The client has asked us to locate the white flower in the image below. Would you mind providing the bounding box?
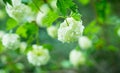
[58,17,84,43]
[2,33,20,49]
[117,28,120,37]
[36,12,46,27]
[20,42,27,53]
[6,0,35,22]
[69,49,86,66]
[78,36,92,49]
[36,4,50,27]
[40,4,50,13]
[47,26,58,38]
[27,45,50,66]
[0,31,5,39]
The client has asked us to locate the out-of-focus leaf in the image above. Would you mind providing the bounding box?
[78,0,90,5]
[28,0,44,12]
[16,22,38,38]
[84,20,101,37]
[107,45,118,52]
[3,0,12,5]
[16,25,27,38]
[61,60,72,68]
[95,0,107,24]
[43,44,54,51]
[57,0,77,16]
[6,18,18,30]
[42,11,59,27]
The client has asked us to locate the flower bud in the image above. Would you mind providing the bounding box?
[69,49,86,66]
[47,26,58,38]
[117,28,120,37]
[78,36,92,49]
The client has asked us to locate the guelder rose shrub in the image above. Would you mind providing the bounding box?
[27,45,50,66]
[58,17,84,43]
[2,0,92,69]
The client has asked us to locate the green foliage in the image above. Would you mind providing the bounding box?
[70,12,81,21]
[78,0,90,5]
[3,0,12,5]
[16,23,38,38]
[6,18,18,30]
[84,20,101,36]
[42,11,59,27]
[57,0,77,16]
[16,25,27,38]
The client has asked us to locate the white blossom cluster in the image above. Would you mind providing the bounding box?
[47,26,58,38]
[58,17,84,43]
[2,33,20,49]
[6,0,35,22]
[27,45,50,66]
[78,36,92,49]
[69,49,86,66]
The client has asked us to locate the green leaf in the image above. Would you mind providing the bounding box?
[78,0,90,5]
[6,18,18,30]
[71,12,81,21]
[57,0,77,16]
[42,11,59,27]
[16,25,27,38]
[16,22,38,38]
[84,20,101,37]
[42,44,53,51]
[3,0,12,5]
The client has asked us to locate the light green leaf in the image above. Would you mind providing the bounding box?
[78,0,90,5]
[16,25,27,38]
[6,18,18,30]
[42,11,59,27]
[71,12,81,21]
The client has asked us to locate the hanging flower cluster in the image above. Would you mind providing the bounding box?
[58,17,84,43]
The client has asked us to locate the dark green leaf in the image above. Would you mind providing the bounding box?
[3,0,12,5]
[57,0,77,16]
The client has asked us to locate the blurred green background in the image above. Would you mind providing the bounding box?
[0,0,120,73]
